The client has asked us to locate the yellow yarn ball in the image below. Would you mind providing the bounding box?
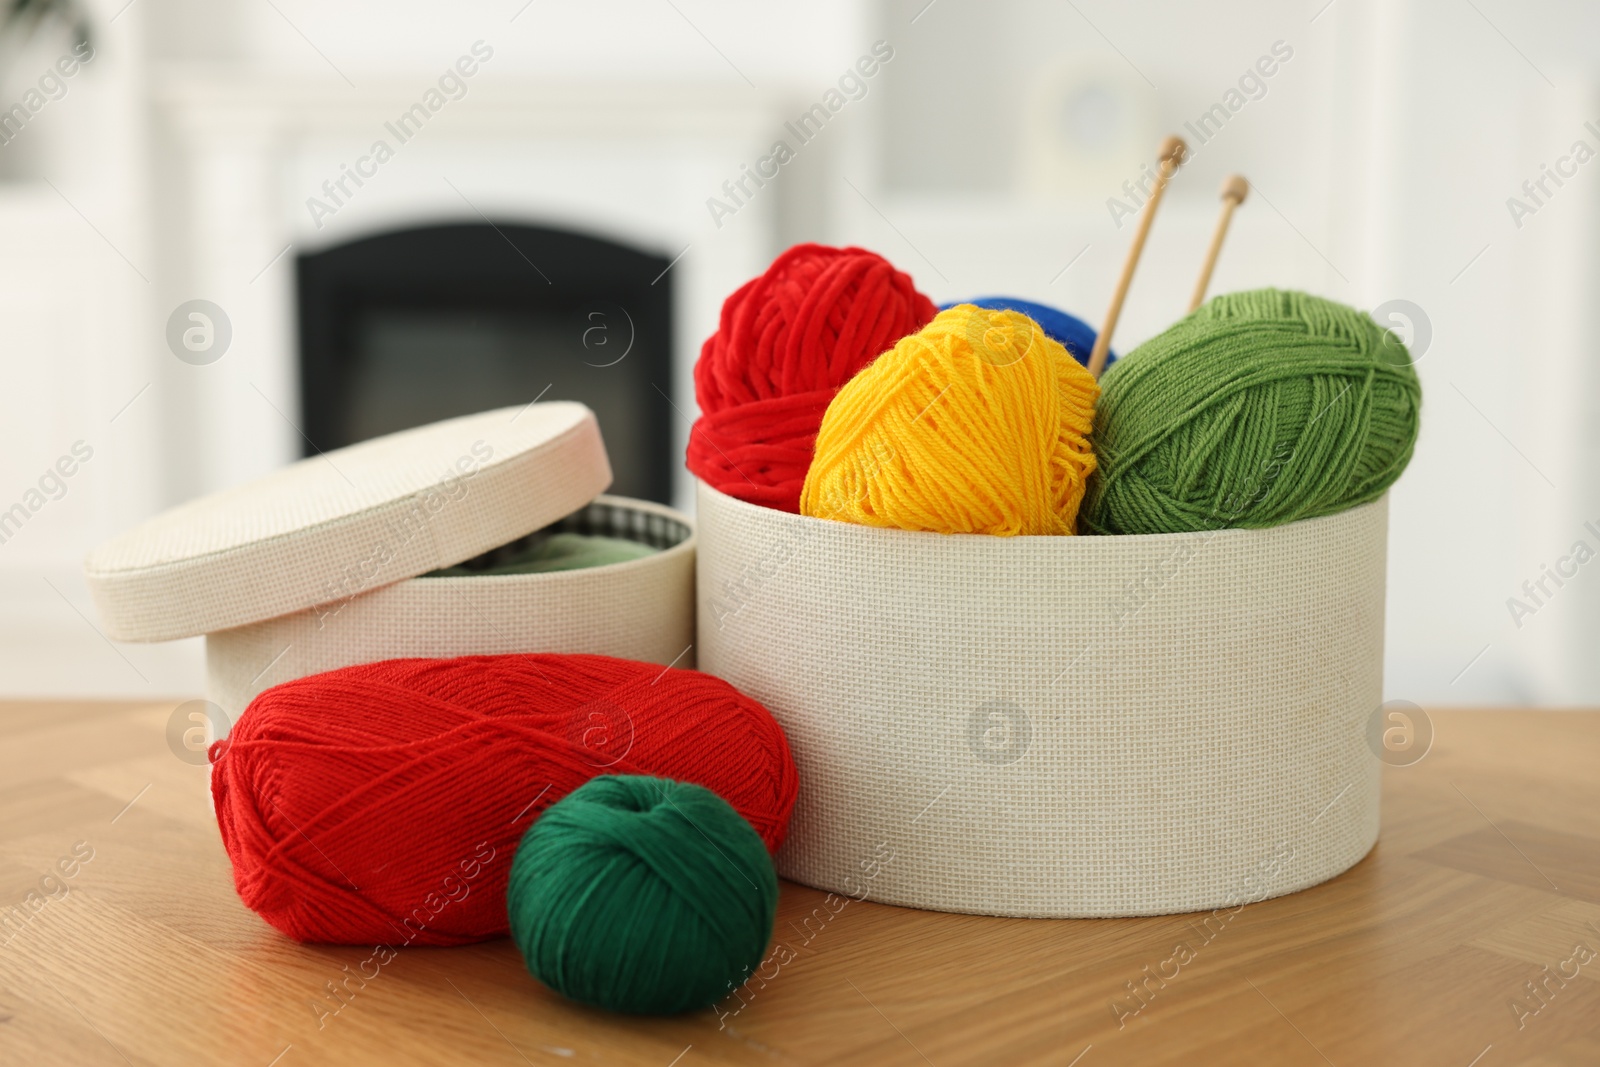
[800,305,1099,536]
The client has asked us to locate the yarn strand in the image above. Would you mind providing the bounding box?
[689,244,936,512]
[801,306,1099,536]
[211,654,798,946]
[1084,289,1421,534]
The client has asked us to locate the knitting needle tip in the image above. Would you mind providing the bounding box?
[1189,175,1250,313]
[1088,136,1188,379]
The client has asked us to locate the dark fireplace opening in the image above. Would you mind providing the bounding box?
[297,222,674,502]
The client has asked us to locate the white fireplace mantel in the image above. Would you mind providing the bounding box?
[152,65,787,509]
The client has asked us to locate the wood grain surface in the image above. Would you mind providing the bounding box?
[2,702,1598,1066]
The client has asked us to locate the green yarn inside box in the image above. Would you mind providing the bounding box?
[427,532,658,578]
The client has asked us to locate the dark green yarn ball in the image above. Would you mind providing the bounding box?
[506,775,778,1015]
[1083,288,1422,534]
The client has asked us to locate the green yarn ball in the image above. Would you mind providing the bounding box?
[1083,288,1422,534]
[506,775,778,1015]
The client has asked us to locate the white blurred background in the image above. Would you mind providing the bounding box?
[0,0,1594,707]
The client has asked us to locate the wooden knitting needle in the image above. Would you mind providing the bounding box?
[1188,175,1249,312]
[1087,135,1187,379]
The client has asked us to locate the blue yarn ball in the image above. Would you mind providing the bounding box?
[940,296,1112,369]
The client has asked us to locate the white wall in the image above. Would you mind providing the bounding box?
[0,0,199,697]
[1,0,1596,706]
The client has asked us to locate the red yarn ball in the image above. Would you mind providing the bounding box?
[688,243,937,512]
[210,654,798,946]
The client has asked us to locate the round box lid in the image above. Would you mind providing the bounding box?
[85,402,612,642]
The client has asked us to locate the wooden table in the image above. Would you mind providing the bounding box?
[3,703,1599,1066]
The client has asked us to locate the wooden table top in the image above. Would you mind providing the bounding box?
[2,702,1599,1066]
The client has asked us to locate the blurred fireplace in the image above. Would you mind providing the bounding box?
[296,222,674,502]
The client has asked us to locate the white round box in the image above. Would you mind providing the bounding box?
[206,495,694,716]
[84,404,695,721]
[696,481,1386,918]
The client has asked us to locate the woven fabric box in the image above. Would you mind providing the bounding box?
[696,481,1385,918]
[84,404,694,720]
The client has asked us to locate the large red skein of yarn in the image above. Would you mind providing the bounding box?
[210,654,798,946]
[688,243,937,512]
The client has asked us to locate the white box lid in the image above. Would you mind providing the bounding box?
[84,402,612,641]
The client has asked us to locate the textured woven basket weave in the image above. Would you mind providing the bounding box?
[696,482,1385,918]
[208,496,695,717]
